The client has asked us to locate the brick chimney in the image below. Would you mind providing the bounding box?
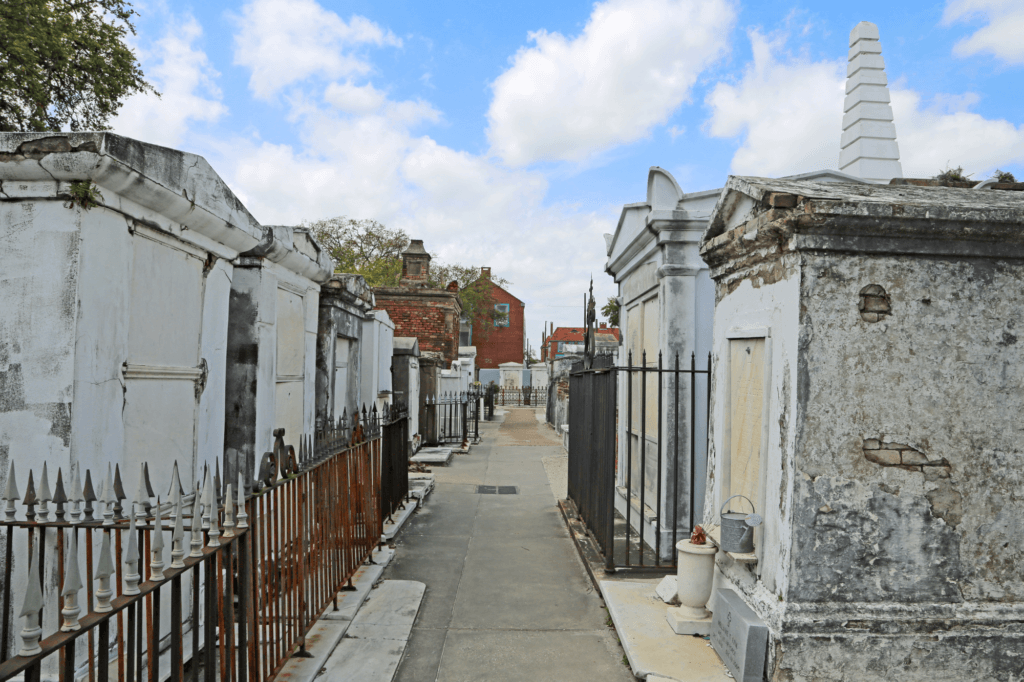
[481,267,491,279]
[400,239,431,287]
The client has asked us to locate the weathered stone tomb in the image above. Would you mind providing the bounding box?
[700,176,1024,680]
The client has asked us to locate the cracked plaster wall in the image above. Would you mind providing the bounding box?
[793,253,1024,605]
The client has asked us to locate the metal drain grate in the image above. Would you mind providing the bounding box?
[476,485,518,495]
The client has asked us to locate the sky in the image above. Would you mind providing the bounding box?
[110,0,1024,349]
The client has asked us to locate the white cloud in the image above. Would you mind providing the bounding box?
[704,31,1024,179]
[486,0,735,167]
[704,30,845,176]
[893,89,1024,177]
[324,82,387,114]
[214,0,620,344]
[112,17,226,148]
[944,0,1024,64]
[232,0,401,100]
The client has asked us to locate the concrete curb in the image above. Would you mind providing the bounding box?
[276,546,396,682]
[318,580,426,681]
[383,498,418,541]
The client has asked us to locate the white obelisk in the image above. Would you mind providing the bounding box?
[839,22,903,183]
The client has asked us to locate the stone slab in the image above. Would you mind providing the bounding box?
[656,575,679,604]
[409,474,435,501]
[667,606,713,636]
[324,546,395,621]
[411,447,453,465]
[383,497,418,540]
[600,580,731,682]
[320,580,425,682]
[710,589,768,682]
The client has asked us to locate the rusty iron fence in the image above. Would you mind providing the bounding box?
[0,403,395,682]
[494,387,543,407]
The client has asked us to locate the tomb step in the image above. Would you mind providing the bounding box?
[599,580,730,682]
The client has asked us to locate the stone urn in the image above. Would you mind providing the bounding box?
[675,539,718,619]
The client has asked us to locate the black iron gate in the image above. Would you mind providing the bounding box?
[381,400,410,521]
[427,390,481,445]
[567,356,617,569]
[567,352,711,571]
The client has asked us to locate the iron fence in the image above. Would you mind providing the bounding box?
[494,387,544,407]
[426,391,481,446]
[567,351,711,571]
[567,356,617,571]
[380,402,410,522]
[0,403,392,682]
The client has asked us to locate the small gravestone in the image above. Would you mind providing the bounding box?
[710,589,767,682]
[655,575,678,605]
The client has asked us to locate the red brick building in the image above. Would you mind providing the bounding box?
[373,240,462,365]
[544,323,620,361]
[464,268,524,370]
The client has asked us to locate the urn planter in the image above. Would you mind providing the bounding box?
[666,539,718,635]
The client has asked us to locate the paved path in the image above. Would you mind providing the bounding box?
[385,408,634,682]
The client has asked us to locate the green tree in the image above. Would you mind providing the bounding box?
[0,0,157,132]
[305,216,510,341]
[601,296,620,327]
[430,264,511,344]
[306,217,410,287]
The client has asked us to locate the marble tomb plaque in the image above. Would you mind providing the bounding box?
[710,589,767,682]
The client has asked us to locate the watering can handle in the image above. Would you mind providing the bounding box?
[720,494,755,518]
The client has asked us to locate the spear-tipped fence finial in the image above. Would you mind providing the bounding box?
[150,495,166,581]
[83,469,97,521]
[23,470,37,522]
[201,466,212,530]
[236,471,248,529]
[3,461,19,522]
[52,468,68,522]
[208,485,221,548]
[170,494,185,569]
[168,461,182,520]
[69,467,83,523]
[189,493,204,558]
[95,530,115,612]
[101,464,115,526]
[133,463,149,522]
[223,483,235,539]
[143,463,155,514]
[37,463,51,522]
[214,459,222,506]
[18,536,44,656]
[123,514,141,595]
[112,464,126,520]
[60,528,83,631]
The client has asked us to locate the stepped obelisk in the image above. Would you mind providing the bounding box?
[839,22,903,183]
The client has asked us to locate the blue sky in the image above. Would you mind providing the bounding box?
[112,0,1024,346]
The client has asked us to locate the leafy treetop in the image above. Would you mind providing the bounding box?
[0,0,157,132]
[304,216,511,342]
[601,297,620,327]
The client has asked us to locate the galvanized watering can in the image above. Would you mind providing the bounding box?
[719,495,763,554]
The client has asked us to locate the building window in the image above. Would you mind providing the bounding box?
[494,303,510,327]
[460,315,473,346]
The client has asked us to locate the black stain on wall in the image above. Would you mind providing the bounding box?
[0,363,26,412]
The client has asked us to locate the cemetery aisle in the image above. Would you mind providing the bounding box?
[385,408,633,682]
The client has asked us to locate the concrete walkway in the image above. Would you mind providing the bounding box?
[384,408,634,682]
